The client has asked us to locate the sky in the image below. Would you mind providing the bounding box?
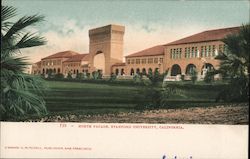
[2,0,250,64]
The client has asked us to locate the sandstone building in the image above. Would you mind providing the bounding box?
[32,24,240,80]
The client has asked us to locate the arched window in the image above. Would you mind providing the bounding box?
[142,68,146,75]
[115,68,119,75]
[42,69,45,74]
[77,69,79,74]
[148,68,152,74]
[136,68,140,74]
[201,63,214,75]
[185,64,196,75]
[130,68,134,75]
[57,68,60,73]
[121,68,124,75]
[171,64,182,76]
[73,70,76,74]
[154,68,159,73]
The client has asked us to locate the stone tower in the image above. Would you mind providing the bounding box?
[89,24,125,75]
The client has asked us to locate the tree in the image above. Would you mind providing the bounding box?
[1,6,47,120]
[214,24,249,102]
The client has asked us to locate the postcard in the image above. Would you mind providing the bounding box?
[0,0,249,159]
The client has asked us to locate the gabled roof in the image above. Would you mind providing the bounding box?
[126,45,164,58]
[165,26,240,46]
[42,50,80,60]
[64,54,89,62]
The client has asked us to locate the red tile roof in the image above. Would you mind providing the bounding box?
[126,45,164,58]
[165,26,240,46]
[42,50,80,60]
[112,63,126,67]
[64,54,89,62]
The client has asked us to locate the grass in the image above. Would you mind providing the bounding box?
[43,81,143,113]
[42,80,226,115]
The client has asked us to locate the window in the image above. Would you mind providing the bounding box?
[160,58,163,63]
[191,47,195,58]
[195,47,197,57]
[204,46,208,57]
[136,59,140,64]
[185,48,187,58]
[179,48,182,58]
[148,58,153,64]
[201,46,204,57]
[154,58,158,63]
[170,49,173,59]
[219,44,223,53]
[131,59,135,64]
[212,45,215,56]
[142,59,146,64]
[127,59,130,64]
[208,45,211,57]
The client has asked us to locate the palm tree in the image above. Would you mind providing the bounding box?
[1,6,47,120]
[215,24,250,102]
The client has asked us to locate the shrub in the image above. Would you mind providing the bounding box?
[54,73,64,79]
[76,73,83,80]
[204,71,214,83]
[67,73,72,79]
[133,73,143,84]
[109,73,117,82]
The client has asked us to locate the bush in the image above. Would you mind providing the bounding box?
[76,73,83,80]
[109,73,117,82]
[133,73,143,84]
[147,68,161,85]
[204,71,214,83]
[67,73,72,79]
[54,73,64,79]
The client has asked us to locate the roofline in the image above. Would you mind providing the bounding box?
[164,39,223,46]
[164,26,240,46]
[125,53,164,58]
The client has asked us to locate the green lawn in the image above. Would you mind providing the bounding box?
[43,81,143,114]
[43,80,224,115]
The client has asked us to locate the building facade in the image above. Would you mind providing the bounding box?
[32,24,240,80]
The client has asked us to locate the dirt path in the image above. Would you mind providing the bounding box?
[39,103,248,124]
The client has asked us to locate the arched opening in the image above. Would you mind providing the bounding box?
[115,68,119,75]
[46,69,48,74]
[73,69,76,74]
[53,68,56,74]
[148,68,152,74]
[121,68,124,75]
[77,69,79,74]
[130,68,134,75]
[154,68,159,73]
[142,68,146,75]
[185,64,197,75]
[201,63,214,75]
[171,64,182,76]
[94,51,105,74]
[42,69,45,74]
[57,68,60,73]
[136,68,140,74]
